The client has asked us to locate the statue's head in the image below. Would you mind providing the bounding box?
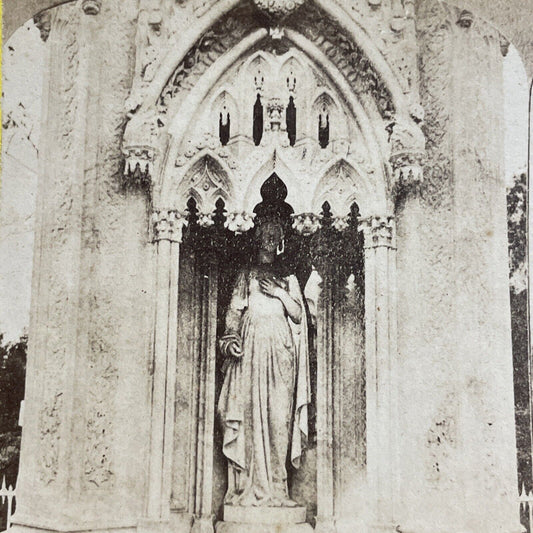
[255,218,284,254]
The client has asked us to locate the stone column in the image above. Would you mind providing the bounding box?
[315,263,336,533]
[143,209,187,525]
[191,259,219,533]
[359,216,398,533]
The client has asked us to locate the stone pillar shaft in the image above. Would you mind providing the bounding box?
[361,217,398,532]
[315,270,335,533]
[146,210,186,521]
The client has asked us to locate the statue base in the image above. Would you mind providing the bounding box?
[215,505,313,533]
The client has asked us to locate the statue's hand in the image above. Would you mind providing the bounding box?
[220,333,243,359]
[259,278,284,299]
[227,340,243,358]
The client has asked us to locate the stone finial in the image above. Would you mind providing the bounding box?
[33,11,51,42]
[359,216,395,249]
[82,0,101,15]
[456,10,473,28]
[292,213,322,236]
[152,209,188,243]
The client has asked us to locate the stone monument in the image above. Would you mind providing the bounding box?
[4,0,525,532]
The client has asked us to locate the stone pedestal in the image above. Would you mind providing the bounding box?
[215,506,313,533]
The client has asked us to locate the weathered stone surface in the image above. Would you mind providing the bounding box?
[394,1,522,531]
[13,0,153,530]
[8,1,522,533]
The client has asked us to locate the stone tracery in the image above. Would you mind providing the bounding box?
[123,0,426,214]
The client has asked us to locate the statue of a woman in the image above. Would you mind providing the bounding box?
[218,218,310,508]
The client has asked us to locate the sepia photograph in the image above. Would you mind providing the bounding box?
[0,0,532,532]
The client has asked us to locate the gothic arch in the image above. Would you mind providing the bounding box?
[164,29,266,153]
[128,3,406,531]
[210,89,239,139]
[311,91,344,144]
[158,32,390,212]
[280,54,306,89]
[243,51,275,80]
[138,0,410,117]
[312,158,382,217]
[172,153,233,214]
[242,151,304,213]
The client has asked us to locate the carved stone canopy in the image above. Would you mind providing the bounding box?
[388,112,426,193]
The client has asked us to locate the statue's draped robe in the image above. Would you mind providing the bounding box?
[218,269,310,506]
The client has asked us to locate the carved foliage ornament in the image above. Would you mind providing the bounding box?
[286,3,395,119]
[359,215,395,248]
[224,212,256,234]
[292,213,322,235]
[152,209,188,243]
[158,4,260,109]
[252,0,307,20]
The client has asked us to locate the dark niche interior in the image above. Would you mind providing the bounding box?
[172,174,366,523]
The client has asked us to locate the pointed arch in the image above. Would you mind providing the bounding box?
[242,151,306,213]
[280,54,306,92]
[211,89,239,143]
[173,152,233,212]
[312,157,385,217]
[159,30,390,213]
[139,0,409,117]
[312,91,341,147]
[244,51,275,81]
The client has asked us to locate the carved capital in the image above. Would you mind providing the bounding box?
[33,11,51,42]
[152,209,188,243]
[359,216,396,249]
[224,212,255,234]
[332,215,350,232]
[292,213,322,236]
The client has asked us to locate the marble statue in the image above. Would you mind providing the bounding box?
[217,218,311,508]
